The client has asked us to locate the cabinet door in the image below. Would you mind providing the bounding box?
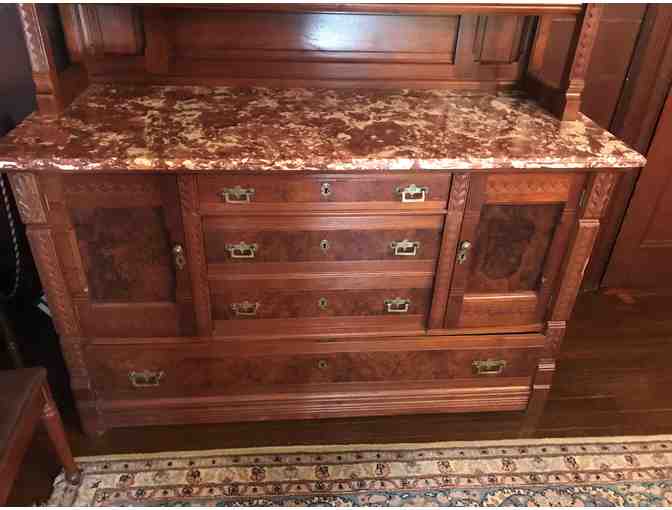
[443,173,586,332]
[59,175,194,337]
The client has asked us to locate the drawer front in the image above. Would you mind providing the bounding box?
[86,336,542,400]
[204,215,443,265]
[212,288,432,320]
[198,174,451,212]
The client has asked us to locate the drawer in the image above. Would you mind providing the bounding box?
[86,335,543,400]
[197,174,451,212]
[212,287,432,320]
[203,215,444,266]
[209,273,433,337]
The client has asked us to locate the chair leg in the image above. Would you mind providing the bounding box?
[40,384,81,485]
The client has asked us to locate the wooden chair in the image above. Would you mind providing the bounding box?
[0,367,80,504]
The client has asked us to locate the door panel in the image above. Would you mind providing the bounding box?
[605,93,672,289]
[61,175,195,337]
[443,173,585,331]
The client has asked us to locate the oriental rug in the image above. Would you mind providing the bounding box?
[47,434,672,506]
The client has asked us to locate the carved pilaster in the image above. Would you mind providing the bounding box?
[178,175,212,336]
[428,174,469,329]
[562,4,604,121]
[26,229,81,337]
[550,219,600,321]
[8,173,47,224]
[17,3,88,114]
[17,4,50,72]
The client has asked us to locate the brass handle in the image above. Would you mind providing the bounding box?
[317,359,329,369]
[456,240,472,265]
[129,370,164,388]
[218,186,255,203]
[318,297,329,310]
[231,301,260,317]
[472,359,507,376]
[390,240,420,257]
[225,242,258,259]
[384,297,411,314]
[320,182,332,197]
[396,184,428,203]
[172,244,186,270]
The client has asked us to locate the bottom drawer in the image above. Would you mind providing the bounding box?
[86,335,543,401]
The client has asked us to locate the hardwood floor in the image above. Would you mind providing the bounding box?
[6,289,672,505]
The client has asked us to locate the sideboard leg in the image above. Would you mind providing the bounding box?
[41,384,81,484]
[520,359,555,438]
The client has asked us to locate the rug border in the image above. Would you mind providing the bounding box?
[73,433,672,462]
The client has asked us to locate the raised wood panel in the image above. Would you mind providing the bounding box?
[467,204,563,293]
[171,10,459,63]
[70,206,175,303]
[458,292,538,328]
[76,302,181,338]
[96,6,144,56]
[474,15,530,64]
[527,15,577,88]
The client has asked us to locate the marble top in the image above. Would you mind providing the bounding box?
[0,85,646,172]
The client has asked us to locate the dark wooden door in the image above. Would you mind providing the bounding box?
[604,92,672,289]
[60,175,195,337]
[443,173,585,331]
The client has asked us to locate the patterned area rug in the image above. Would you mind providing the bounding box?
[48,435,672,506]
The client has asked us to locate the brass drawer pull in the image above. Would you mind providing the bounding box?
[384,297,411,313]
[320,239,330,253]
[129,370,164,388]
[472,359,507,376]
[320,182,332,197]
[317,359,329,369]
[231,301,260,317]
[218,186,255,203]
[390,240,420,257]
[318,297,329,310]
[225,242,258,259]
[396,184,428,203]
[172,244,186,270]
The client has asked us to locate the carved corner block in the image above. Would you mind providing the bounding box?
[8,173,47,224]
[544,320,567,356]
[583,172,617,219]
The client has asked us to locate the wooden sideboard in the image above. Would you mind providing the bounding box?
[0,4,646,436]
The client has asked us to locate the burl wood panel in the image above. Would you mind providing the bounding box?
[86,341,541,400]
[467,204,563,293]
[212,288,432,320]
[70,207,175,303]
